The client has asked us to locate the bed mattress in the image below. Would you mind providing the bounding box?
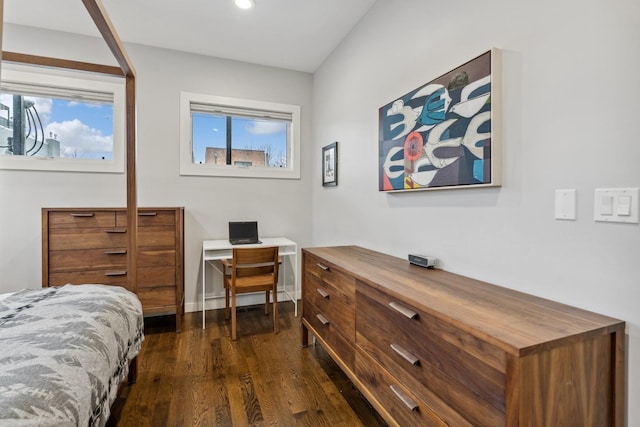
[0,284,144,426]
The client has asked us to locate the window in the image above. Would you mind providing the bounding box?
[180,92,301,179]
[0,66,125,173]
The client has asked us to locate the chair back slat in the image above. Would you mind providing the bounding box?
[232,247,279,279]
[236,265,273,277]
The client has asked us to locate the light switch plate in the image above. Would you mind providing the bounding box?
[594,188,639,223]
[555,189,576,220]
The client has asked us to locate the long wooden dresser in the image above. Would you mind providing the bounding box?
[301,246,625,426]
[42,207,184,331]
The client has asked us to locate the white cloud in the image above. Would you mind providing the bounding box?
[46,119,112,158]
[0,95,112,159]
[0,94,53,124]
[245,121,285,135]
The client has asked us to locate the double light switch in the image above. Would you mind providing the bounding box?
[594,188,639,223]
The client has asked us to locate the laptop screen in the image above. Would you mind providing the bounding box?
[228,221,259,243]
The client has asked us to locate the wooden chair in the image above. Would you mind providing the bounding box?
[222,246,280,340]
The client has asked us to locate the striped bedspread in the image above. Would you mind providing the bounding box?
[0,284,144,427]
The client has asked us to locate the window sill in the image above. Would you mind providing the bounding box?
[179,162,300,179]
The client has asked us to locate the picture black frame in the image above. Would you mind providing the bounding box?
[322,142,338,187]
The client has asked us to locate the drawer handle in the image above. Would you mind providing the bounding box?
[70,213,94,217]
[389,385,419,412]
[388,301,418,320]
[316,288,330,299]
[316,313,330,325]
[105,229,127,233]
[390,343,420,366]
[104,249,127,255]
[104,270,127,276]
[138,212,157,216]
[317,263,330,271]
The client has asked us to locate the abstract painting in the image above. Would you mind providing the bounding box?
[378,49,501,192]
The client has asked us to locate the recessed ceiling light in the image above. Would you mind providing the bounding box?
[235,0,255,9]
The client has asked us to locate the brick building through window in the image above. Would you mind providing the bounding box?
[205,147,267,166]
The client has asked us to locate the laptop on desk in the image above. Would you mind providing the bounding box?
[228,221,262,245]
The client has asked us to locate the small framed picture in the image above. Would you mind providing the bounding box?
[322,142,338,187]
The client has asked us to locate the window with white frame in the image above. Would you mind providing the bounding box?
[180,92,301,179]
[0,66,125,173]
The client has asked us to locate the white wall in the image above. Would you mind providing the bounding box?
[0,24,314,313]
[311,0,639,424]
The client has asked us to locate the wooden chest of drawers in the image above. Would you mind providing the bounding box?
[42,207,184,331]
[301,246,625,427]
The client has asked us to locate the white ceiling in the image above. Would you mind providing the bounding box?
[3,0,377,73]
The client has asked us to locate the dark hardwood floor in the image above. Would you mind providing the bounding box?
[108,302,387,426]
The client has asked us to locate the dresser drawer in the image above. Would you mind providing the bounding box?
[356,281,506,426]
[48,227,128,250]
[137,286,176,312]
[49,248,127,272]
[138,226,176,247]
[303,272,355,341]
[304,253,355,304]
[49,269,128,286]
[304,300,355,370]
[117,209,177,227]
[138,249,176,267]
[47,210,117,228]
[355,348,452,427]
[137,266,176,289]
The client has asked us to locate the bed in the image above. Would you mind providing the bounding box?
[0,284,144,426]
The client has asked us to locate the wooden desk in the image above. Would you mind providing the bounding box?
[201,237,297,329]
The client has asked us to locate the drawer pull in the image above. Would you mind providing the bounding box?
[316,313,330,325]
[389,301,418,320]
[390,343,420,366]
[104,249,127,255]
[317,263,330,271]
[316,288,330,299]
[389,384,419,412]
[105,229,127,233]
[104,270,127,276]
[138,212,157,216]
[70,213,94,217]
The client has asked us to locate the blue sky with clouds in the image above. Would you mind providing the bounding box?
[2,93,288,164]
[0,93,114,159]
[192,113,288,166]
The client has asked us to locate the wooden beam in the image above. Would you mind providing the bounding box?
[82,0,136,78]
[82,0,138,294]
[1,51,124,76]
[125,75,138,294]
